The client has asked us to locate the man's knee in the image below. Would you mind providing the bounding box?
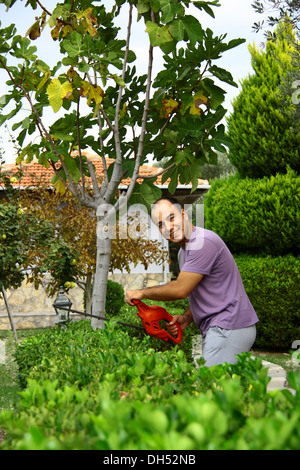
[202,325,256,367]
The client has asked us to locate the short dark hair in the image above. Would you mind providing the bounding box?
[151,196,182,219]
[153,196,182,207]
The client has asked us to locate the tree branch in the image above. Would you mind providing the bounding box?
[93,69,109,191]
[87,159,101,199]
[114,34,154,215]
[35,0,52,17]
[126,29,154,201]
[136,162,175,180]
[76,94,87,197]
[106,3,133,202]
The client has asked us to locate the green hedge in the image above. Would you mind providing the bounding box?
[103,280,125,316]
[204,168,300,256]
[0,318,299,450]
[84,279,125,316]
[234,254,300,350]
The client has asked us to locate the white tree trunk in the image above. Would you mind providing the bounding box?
[91,208,114,330]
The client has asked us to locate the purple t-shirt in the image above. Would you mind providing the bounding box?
[178,227,258,336]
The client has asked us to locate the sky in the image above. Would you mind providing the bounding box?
[0,0,271,164]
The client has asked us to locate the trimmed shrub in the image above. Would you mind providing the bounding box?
[105,279,125,316]
[83,279,125,316]
[234,254,300,350]
[204,168,300,256]
[1,319,299,450]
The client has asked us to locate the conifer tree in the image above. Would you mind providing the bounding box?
[227,21,300,178]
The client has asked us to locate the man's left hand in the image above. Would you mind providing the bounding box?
[125,289,144,305]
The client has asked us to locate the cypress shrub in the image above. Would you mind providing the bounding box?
[204,168,300,256]
[226,22,300,178]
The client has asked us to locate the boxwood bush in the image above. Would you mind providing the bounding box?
[204,168,300,256]
[84,279,125,316]
[0,317,299,450]
[234,254,300,350]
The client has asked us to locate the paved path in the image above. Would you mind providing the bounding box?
[259,358,288,391]
[191,335,293,393]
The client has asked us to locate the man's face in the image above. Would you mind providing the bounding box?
[151,200,188,244]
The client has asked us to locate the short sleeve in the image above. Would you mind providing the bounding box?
[180,236,220,276]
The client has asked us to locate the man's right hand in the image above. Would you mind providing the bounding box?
[167,314,187,336]
[167,307,194,336]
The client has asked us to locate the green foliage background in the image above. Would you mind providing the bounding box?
[234,254,300,349]
[204,169,300,256]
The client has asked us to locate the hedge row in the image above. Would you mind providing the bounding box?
[234,254,300,350]
[0,318,299,450]
[204,168,300,256]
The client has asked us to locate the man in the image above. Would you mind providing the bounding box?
[125,197,258,367]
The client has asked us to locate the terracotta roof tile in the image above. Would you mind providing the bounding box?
[1,153,209,189]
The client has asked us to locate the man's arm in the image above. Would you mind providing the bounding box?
[125,271,204,305]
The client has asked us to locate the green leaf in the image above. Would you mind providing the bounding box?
[145,21,173,47]
[193,1,221,18]
[21,116,30,129]
[161,3,175,23]
[35,60,50,74]
[112,74,125,87]
[203,105,227,132]
[136,0,150,15]
[176,115,205,139]
[169,19,185,41]
[224,37,246,52]
[168,171,179,194]
[0,102,22,126]
[62,31,84,57]
[160,165,180,195]
[12,36,37,60]
[209,65,238,87]
[209,124,232,152]
[161,3,184,24]
[287,372,300,392]
[175,149,195,166]
[129,180,161,212]
[0,94,8,107]
[202,78,226,109]
[181,16,204,44]
[63,154,82,183]
[191,175,199,193]
[51,132,74,142]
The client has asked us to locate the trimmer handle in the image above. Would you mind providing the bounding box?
[132,299,182,344]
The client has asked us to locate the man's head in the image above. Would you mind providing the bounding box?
[151,197,193,245]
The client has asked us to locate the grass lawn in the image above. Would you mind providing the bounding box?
[252,349,300,375]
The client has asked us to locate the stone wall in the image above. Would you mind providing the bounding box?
[0,272,171,330]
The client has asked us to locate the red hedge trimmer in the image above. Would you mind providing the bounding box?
[56,299,182,344]
[132,299,182,344]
